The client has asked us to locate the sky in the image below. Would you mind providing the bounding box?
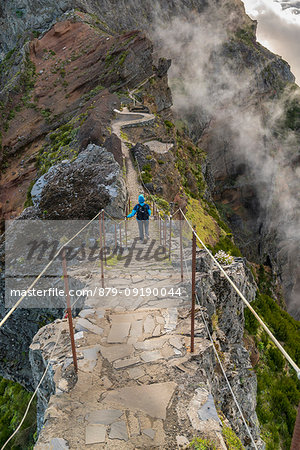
[242,0,300,84]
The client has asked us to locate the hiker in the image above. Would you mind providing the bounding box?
[126,194,151,242]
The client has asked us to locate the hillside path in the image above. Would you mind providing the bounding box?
[34,220,227,449]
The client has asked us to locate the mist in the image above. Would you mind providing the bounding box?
[152,9,300,315]
[242,0,300,84]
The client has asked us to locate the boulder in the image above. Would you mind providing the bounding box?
[31,144,126,219]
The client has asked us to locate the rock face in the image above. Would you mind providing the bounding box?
[196,250,262,447]
[31,144,126,219]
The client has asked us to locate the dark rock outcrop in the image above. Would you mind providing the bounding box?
[196,250,263,448]
[31,144,126,219]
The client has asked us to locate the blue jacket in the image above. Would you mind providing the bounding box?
[127,195,151,220]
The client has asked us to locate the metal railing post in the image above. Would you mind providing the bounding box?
[102,210,107,266]
[191,225,196,353]
[61,248,78,372]
[119,222,122,247]
[114,222,117,248]
[125,206,128,247]
[180,210,183,282]
[291,403,300,449]
[169,216,172,260]
[99,212,104,288]
[164,218,167,251]
[159,216,162,246]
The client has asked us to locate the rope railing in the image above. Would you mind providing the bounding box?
[181,244,258,449]
[179,208,300,380]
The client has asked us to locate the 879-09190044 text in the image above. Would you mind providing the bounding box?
[9,286,183,298]
[97,287,183,297]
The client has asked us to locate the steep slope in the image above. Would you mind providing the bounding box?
[1,0,299,316]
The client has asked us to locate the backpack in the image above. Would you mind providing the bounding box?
[136,204,149,220]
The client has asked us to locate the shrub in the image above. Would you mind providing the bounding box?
[214,250,234,265]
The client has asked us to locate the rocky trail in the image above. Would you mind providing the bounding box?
[32,219,229,449]
[112,106,156,204]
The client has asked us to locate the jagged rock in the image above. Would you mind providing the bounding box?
[31,144,126,219]
[195,250,263,447]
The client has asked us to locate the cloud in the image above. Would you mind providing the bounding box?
[153,9,300,314]
[242,0,300,84]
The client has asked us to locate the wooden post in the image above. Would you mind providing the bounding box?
[102,210,107,266]
[291,402,300,450]
[191,225,196,353]
[99,213,104,288]
[61,248,78,372]
[180,210,183,282]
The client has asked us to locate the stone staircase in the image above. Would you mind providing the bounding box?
[33,220,227,449]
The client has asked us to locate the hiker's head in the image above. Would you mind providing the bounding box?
[138,194,145,204]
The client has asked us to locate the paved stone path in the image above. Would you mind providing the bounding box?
[112,107,155,205]
[34,221,227,449]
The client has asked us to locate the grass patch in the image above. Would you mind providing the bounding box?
[244,265,300,449]
[186,196,220,246]
[0,376,37,449]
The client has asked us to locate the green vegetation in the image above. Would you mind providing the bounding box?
[244,265,300,449]
[141,163,152,184]
[189,437,216,449]
[208,234,242,257]
[24,180,36,208]
[36,119,81,174]
[186,196,220,246]
[222,426,244,449]
[285,98,300,131]
[0,376,37,449]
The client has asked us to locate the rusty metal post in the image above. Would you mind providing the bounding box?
[99,213,104,288]
[61,248,78,372]
[191,225,196,353]
[102,210,107,266]
[169,216,172,260]
[180,210,183,282]
[291,402,300,450]
[159,216,162,246]
[125,206,128,247]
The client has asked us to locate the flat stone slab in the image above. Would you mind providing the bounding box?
[169,336,183,350]
[79,309,95,318]
[85,424,106,444]
[75,318,103,335]
[86,409,123,425]
[198,394,220,422]
[48,438,69,449]
[140,350,163,362]
[143,428,156,439]
[109,420,128,441]
[113,357,140,369]
[78,345,100,372]
[127,366,145,379]
[107,322,131,343]
[99,344,133,362]
[144,315,155,334]
[104,382,177,419]
[130,320,143,338]
[134,336,169,351]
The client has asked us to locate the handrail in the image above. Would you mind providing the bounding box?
[0,209,105,329]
